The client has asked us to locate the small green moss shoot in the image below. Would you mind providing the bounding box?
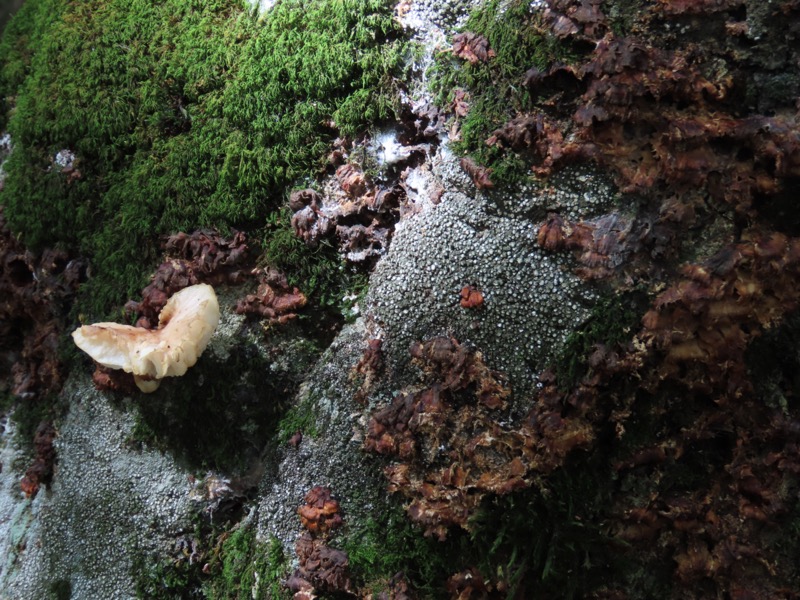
[0,0,407,319]
[277,395,320,445]
[429,0,580,187]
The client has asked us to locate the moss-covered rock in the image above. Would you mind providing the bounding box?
[0,0,408,318]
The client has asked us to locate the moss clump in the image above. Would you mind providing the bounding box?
[276,394,321,446]
[429,0,578,186]
[135,523,290,600]
[342,502,454,598]
[344,459,626,598]
[463,457,624,600]
[205,529,290,600]
[261,208,369,312]
[0,0,407,319]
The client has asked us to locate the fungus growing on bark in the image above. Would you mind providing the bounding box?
[72,284,220,392]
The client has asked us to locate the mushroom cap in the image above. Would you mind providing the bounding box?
[72,284,220,392]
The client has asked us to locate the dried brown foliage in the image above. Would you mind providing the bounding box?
[126,229,249,328]
[234,267,307,324]
[0,210,86,497]
[363,336,611,539]
[459,157,494,190]
[459,285,484,309]
[452,32,496,65]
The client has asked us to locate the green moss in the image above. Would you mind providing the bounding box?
[345,457,628,598]
[205,529,290,600]
[0,0,407,319]
[605,0,645,37]
[277,394,320,445]
[261,208,369,312]
[429,0,578,187]
[343,501,454,598]
[463,463,623,600]
[134,551,201,600]
[135,523,291,599]
[747,311,800,412]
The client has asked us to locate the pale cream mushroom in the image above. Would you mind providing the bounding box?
[72,283,220,393]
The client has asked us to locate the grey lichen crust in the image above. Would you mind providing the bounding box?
[365,145,619,396]
[0,380,194,600]
[255,319,390,548]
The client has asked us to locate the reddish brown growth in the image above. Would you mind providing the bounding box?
[365,337,549,539]
[641,232,800,395]
[452,32,496,65]
[289,188,322,212]
[234,267,307,324]
[452,88,470,118]
[526,232,800,596]
[536,212,647,279]
[125,229,249,328]
[19,421,57,498]
[91,365,140,395]
[288,534,353,599]
[459,285,484,309]
[336,164,369,198]
[375,573,416,600]
[446,568,494,599]
[544,0,607,39]
[430,0,800,595]
[289,486,352,599]
[291,164,406,264]
[491,3,800,220]
[459,157,494,190]
[297,486,343,535]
